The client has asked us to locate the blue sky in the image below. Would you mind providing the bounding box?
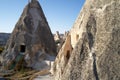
[0,0,85,33]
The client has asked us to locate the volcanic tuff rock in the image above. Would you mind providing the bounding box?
[53,0,120,80]
[1,0,56,70]
[0,33,10,47]
[54,31,67,53]
[51,34,72,76]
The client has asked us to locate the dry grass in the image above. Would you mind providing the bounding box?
[29,69,50,80]
[3,70,37,80]
[2,69,50,80]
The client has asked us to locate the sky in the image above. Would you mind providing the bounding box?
[0,0,85,33]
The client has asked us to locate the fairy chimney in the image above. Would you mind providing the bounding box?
[1,0,57,70]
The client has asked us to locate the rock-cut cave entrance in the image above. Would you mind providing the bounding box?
[20,45,26,53]
[66,50,70,60]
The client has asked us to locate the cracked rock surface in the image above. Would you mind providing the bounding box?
[1,0,56,70]
[53,0,120,80]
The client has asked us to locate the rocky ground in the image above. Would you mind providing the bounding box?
[34,75,53,80]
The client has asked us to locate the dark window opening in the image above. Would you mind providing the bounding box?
[66,50,70,60]
[20,45,26,52]
[0,51,2,54]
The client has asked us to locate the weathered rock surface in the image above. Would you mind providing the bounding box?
[54,31,68,52]
[51,34,72,76]
[53,0,120,80]
[1,0,56,70]
[54,31,61,42]
[0,33,10,47]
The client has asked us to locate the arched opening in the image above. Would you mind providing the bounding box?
[20,45,26,53]
[66,50,70,60]
[0,50,2,54]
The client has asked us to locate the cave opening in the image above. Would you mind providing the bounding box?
[66,50,70,60]
[20,45,26,53]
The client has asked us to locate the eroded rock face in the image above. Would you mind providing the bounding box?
[52,35,72,78]
[1,0,56,70]
[53,0,120,80]
[54,31,68,53]
[0,33,10,47]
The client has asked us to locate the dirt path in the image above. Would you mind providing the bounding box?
[34,75,53,80]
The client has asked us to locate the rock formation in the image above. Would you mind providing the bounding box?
[51,34,72,75]
[54,31,67,52]
[0,33,10,47]
[1,0,56,70]
[54,31,61,41]
[53,0,120,80]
